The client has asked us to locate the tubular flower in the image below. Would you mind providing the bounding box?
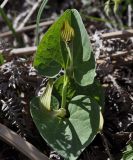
[61,21,74,42]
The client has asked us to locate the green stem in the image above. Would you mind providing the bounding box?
[36,0,48,45]
[65,42,72,68]
[61,73,68,109]
[70,42,73,68]
[61,41,73,109]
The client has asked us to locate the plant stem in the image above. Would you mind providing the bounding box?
[61,73,68,109]
[61,41,73,109]
[36,0,48,45]
[65,42,72,68]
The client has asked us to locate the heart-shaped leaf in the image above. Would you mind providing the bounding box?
[30,95,100,160]
[34,9,95,85]
[33,10,71,77]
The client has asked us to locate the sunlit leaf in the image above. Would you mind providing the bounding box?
[30,95,100,160]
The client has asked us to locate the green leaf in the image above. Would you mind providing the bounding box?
[75,79,104,107]
[53,76,76,104]
[34,10,71,77]
[122,142,133,160]
[37,61,61,77]
[34,9,95,85]
[30,95,100,160]
[54,76,104,107]
[71,10,95,86]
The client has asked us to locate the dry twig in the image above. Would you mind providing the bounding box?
[0,0,8,8]
[0,123,49,160]
[18,0,43,29]
[102,29,133,39]
[100,133,114,160]
[1,46,132,59]
[0,20,53,38]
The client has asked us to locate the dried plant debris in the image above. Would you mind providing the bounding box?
[99,63,133,158]
[0,58,42,136]
[91,31,133,59]
[94,34,133,158]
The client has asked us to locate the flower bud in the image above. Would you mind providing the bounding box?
[61,21,74,42]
